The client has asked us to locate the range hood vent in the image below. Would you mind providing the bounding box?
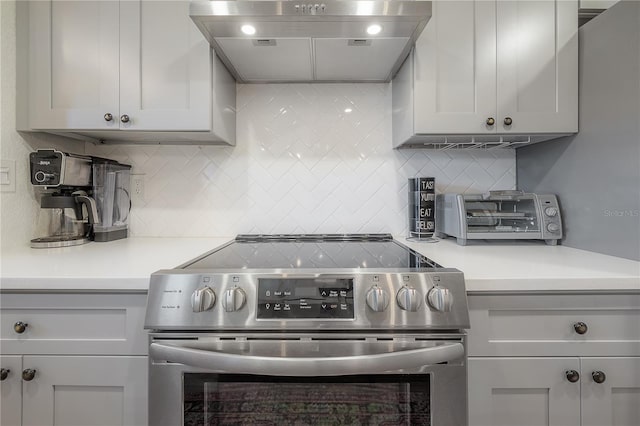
[190,1,432,83]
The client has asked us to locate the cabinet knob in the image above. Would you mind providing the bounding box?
[0,368,9,381]
[120,114,130,123]
[486,117,495,126]
[14,321,28,334]
[22,369,36,382]
[565,370,580,383]
[104,113,113,122]
[503,117,513,126]
[592,370,606,384]
[573,322,588,335]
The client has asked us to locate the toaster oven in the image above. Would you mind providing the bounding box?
[435,191,562,246]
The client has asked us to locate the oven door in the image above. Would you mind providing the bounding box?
[149,334,467,426]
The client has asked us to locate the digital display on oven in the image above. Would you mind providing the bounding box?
[257,278,354,319]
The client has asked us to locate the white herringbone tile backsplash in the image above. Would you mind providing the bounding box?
[86,84,515,237]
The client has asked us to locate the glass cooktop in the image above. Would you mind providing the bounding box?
[182,234,441,270]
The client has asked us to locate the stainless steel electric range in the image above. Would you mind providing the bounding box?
[144,234,470,426]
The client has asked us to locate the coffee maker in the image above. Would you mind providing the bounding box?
[29,149,132,248]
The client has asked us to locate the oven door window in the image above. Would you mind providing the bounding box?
[184,374,430,425]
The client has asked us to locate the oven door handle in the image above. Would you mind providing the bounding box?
[149,342,464,376]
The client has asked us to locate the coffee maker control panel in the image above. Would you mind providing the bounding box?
[30,150,92,188]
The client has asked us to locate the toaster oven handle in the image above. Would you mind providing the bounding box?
[149,342,464,376]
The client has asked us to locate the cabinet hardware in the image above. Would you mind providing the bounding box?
[592,370,606,384]
[0,368,9,381]
[104,113,113,122]
[22,369,36,381]
[120,114,130,123]
[573,322,588,335]
[14,321,28,334]
[503,117,513,126]
[565,370,580,383]
[486,117,495,126]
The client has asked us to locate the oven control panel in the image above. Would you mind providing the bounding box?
[257,278,354,319]
[144,270,469,330]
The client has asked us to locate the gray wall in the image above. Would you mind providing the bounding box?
[517,0,640,261]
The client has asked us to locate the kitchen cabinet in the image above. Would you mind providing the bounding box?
[1,355,146,426]
[467,293,640,426]
[581,357,640,426]
[0,293,148,426]
[17,0,235,145]
[468,357,581,426]
[392,0,578,148]
[0,356,22,426]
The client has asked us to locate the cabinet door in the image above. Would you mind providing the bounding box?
[581,357,640,426]
[119,0,211,131]
[413,0,497,134]
[468,357,581,426]
[21,356,147,426]
[0,356,22,426]
[496,0,578,133]
[27,0,120,130]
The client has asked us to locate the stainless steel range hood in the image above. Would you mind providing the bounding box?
[190,1,432,83]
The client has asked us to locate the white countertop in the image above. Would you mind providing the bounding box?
[0,237,232,291]
[1,237,639,292]
[400,237,640,293]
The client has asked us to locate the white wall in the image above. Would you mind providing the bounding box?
[1,0,516,247]
[87,84,515,237]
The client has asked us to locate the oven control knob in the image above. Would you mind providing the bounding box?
[222,287,246,312]
[191,286,216,312]
[396,286,422,311]
[547,223,560,233]
[544,207,558,217]
[426,286,453,312]
[366,286,389,312]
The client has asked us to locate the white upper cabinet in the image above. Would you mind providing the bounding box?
[119,1,210,131]
[496,0,578,134]
[26,1,120,130]
[393,0,578,147]
[20,0,235,145]
[413,0,497,135]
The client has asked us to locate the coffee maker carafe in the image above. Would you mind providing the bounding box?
[92,158,132,242]
[29,150,98,248]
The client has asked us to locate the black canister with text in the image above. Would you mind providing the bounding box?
[408,177,436,240]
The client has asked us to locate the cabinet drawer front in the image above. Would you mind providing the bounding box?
[0,293,147,355]
[468,294,640,356]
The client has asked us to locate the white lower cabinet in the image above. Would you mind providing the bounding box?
[1,356,23,426]
[22,356,147,426]
[469,357,581,426]
[467,293,640,426]
[0,293,148,426]
[581,357,640,426]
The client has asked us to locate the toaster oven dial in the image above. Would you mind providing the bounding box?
[191,286,216,312]
[396,286,422,312]
[544,207,558,217]
[547,223,560,233]
[366,286,389,312]
[427,286,453,312]
[222,287,246,312]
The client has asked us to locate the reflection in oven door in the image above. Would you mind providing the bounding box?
[184,374,429,426]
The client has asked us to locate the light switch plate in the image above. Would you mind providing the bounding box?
[0,159,16,193]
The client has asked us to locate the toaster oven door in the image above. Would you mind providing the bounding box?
[464,198,539,233]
